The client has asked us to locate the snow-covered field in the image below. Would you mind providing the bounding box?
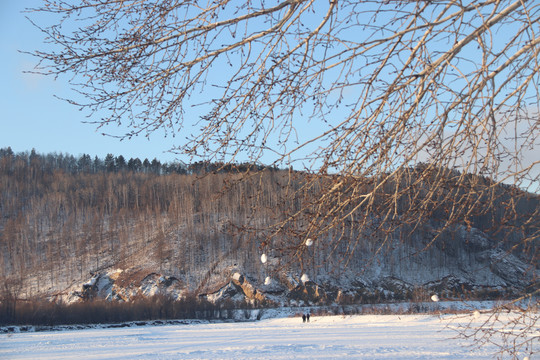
[1,313,523,360]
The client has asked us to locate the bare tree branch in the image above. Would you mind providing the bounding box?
[27,1,539,357]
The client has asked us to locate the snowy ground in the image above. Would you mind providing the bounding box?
[1,313,527,360]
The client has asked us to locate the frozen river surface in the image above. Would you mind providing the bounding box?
[0,314,510,359]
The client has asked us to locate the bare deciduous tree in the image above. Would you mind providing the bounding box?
[28,1,538,357]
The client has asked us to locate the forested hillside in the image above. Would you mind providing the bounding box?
[0,148,538,307]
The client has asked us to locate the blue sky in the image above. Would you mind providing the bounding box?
[0,1,179,162]
[0,1,330,168]
[1,2,536,186]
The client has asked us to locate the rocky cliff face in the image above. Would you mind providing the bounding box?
[56,225,537,306]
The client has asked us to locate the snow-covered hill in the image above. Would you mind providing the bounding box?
[1,154,537,307]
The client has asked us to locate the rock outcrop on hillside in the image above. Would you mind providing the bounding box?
[56,225,537,306]
[57,269,184,303]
